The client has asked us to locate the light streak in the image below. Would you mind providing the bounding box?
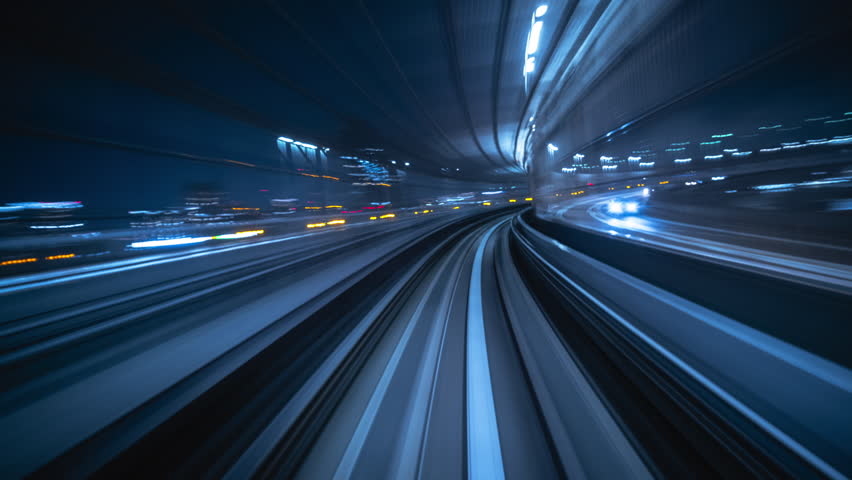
[130,237,213,248]
[45,253,76,260]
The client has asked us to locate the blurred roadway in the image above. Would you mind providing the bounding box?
[546,182,852,294]
[1,206,850,479]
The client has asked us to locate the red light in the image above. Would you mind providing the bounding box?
[377,205,385,208]
[259,189,269,192]
[587,183,594,186]
[365,206,377,209]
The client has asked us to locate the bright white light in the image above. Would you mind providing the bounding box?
[704,154,723,160]
[732,151,753,157]
[639,162,655,167]
[573,153,585,162]
[642,188,650,197]
[535,5,548,17]
[607,201,624,214]
[547,143,558,153]
[278,136,294,143]
[628,156,642,161]
[602,165,618,170]
[29,223,84,229]
[404,162,410,166]
[624,202,639,213]
[524,57,536,73]
[674,158,692,163]
[294,141,317,150]
[711,176,726,181]
[482,191,504,195]
[130,236,212,248]
[527,21,543,55]
[600,155,613,161]
[561,167,576,173]
[214,231,262,240]
[391,160,396,164]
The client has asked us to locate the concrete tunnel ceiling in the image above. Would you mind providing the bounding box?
[8,1,851,185]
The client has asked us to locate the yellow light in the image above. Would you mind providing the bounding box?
[659,180,669,184]
[327,219,346,225]
[626,186,631,189]
[483,202,492,206]
[325,205,343,208]
[453,206,460,209]
[414,211,419,215]
[1,257,38,266]
[237,230,264,235]
[305,206,321,210]
[380,213,396,219]
[45,253,76,261]
[525,197,533,201]
[509,199,517,203]
[370,216,377,220]
[322,175,340,181]
[307,223,327,228]
[377,183,391,187]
